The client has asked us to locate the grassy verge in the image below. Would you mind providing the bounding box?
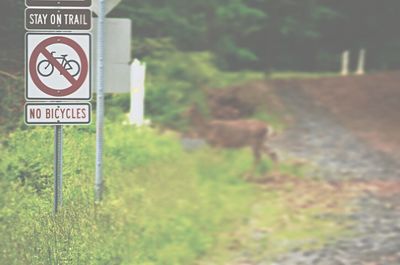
[0,123,255,265]
[0,120,355,265]
[197,172,356,265]
[267,72,338,80]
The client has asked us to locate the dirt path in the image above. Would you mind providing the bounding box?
[259,81,400,265]
[200,73,400,264]
[272,81,400,181]
[266,81,400,265]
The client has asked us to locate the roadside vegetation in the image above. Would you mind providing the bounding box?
[0,49,355,264]
[0,123,254,264]
[0,122,355,265]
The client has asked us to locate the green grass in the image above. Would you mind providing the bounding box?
[243,192,345,249]
[211,70,339,91]
[267,71,338,80]
[198,182,351,265]
[211,71,265,88]
[0,123,256,265]
[0,121,351,265]
[211,71,339,89]
[215,71,339,88]
[252,110,286,133]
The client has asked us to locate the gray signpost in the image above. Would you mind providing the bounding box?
[54,125,63,213]
[94,0,105,202]
[93,0,124,202]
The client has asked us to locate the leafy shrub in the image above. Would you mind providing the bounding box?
[144,52,216,129]
[0,124,254,265]
[0,75,25,135]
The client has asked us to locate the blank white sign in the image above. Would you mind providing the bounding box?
[92,18,131,93]
[92,18,131,64]
[93,63,130,93]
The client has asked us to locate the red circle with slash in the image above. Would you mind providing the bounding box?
[29,36,88,97]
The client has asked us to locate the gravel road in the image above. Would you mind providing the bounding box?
[267,83,400,265]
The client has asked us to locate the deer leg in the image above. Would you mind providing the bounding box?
[265,146,278,162]
[242,145,262,180]
[240,146,259,181]
[263,144,279,174]
[253,145,262,166]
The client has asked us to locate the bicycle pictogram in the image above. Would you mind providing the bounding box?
[37,51,81,77]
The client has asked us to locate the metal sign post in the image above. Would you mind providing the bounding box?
[95,0,105,202]
[54,125,63,213]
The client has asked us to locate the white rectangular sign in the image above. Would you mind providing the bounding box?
[25,103,91,125]
[93,63,130,93]
[25,33,92,101]
[92,18,131,93]
[92,18,131,64]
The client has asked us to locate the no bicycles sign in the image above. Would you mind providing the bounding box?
[26,33,91,100]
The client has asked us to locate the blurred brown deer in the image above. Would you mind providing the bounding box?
[186,105,278,165]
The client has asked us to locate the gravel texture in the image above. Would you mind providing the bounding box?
[266,84,400,265]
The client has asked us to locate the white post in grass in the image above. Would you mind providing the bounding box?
[356,49,366,75]
[341,50,350,76]
[129,59,147,126]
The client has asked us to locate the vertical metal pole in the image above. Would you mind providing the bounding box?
[95,0,106,202]
[54,125,63,214]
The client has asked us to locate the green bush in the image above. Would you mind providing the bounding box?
[0,124,254,265]
[89,48,264,130]
[144,52,216,129]
[0,75,25,135]
[134,51,262,129]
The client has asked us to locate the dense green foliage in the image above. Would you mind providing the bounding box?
[114,0,400,70]
[2,0,400,70]
[0,124,255,264]
[106,51,264,129]
[0,76,24,134]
